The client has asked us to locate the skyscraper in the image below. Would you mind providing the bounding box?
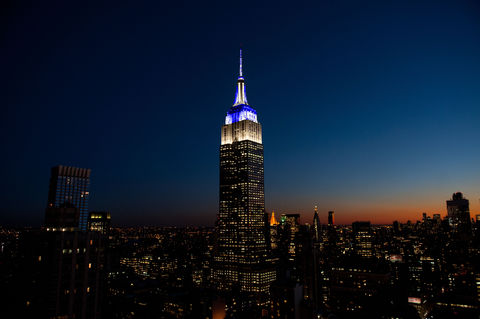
[328,211,335,226]
[47,165,91,230]
[446,192,471,239]
[13,166,104,319]
[213,50,275,302]
[313,206,320,242]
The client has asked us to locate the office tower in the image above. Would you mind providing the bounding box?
[282,214,300,260]
[47,165,91,230]
[328,211,335,226]
[13,168,104,319]
[446,192,471,237]
[88,211,112,235]
[313,206,320,242]
[213,50,275,302]
[352,221,373,258]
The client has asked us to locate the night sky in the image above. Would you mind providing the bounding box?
[3,1,480,226]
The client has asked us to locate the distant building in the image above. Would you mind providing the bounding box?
[88,211,111,235]
[47,165,91,230]
[313,206,320,242]
[328,211,335,226]
[282,214,300,261]
[446,192,471,238]
[270,210,279,226]
[270,211,280,250]
[352,221,373,258]
[329,260,390,314]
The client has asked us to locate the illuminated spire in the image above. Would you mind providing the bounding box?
[270,210,279,226]
[234,49,248,106]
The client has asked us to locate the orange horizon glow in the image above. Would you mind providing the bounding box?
[273,199,480,226]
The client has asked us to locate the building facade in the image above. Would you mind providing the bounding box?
[446,192,471,238]
[47,165,91,230]
[88,211,112,235]
[213,51,275,302]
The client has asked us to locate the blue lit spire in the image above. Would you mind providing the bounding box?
[226,49,258,124]
[234,49,248,106]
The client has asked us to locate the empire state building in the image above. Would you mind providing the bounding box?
[213,50,276,299]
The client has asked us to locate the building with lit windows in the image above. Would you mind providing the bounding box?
[88,211,111,235]
[352,221,373,258]
[282,214,300,262]
[212,50,276,304]
[446,192,471,238]
[47,165,91,230]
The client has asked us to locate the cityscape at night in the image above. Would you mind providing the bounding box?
[2,1,480,318]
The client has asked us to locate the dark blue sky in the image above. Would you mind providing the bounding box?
[3,1,480,226]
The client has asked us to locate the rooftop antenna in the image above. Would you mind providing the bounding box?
[239,49,243,77]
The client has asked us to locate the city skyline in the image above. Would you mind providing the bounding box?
[3,1,480,226]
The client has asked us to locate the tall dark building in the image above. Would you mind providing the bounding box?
[328,211,335,226]
[47,165,91,230]
[446,192,471,236]
[313,206,320,242]
[7,167,104,319]
[213,50,275,301]
[18,230,105,319]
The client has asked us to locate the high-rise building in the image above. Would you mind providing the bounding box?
[13,167,104,319]
[313,206,320,242]
[19,230,105,319]
[446,192,471,237]
[352,221,373,258]
[47,165,91,230]
[213,50,275,302]
[328,211,335,226]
